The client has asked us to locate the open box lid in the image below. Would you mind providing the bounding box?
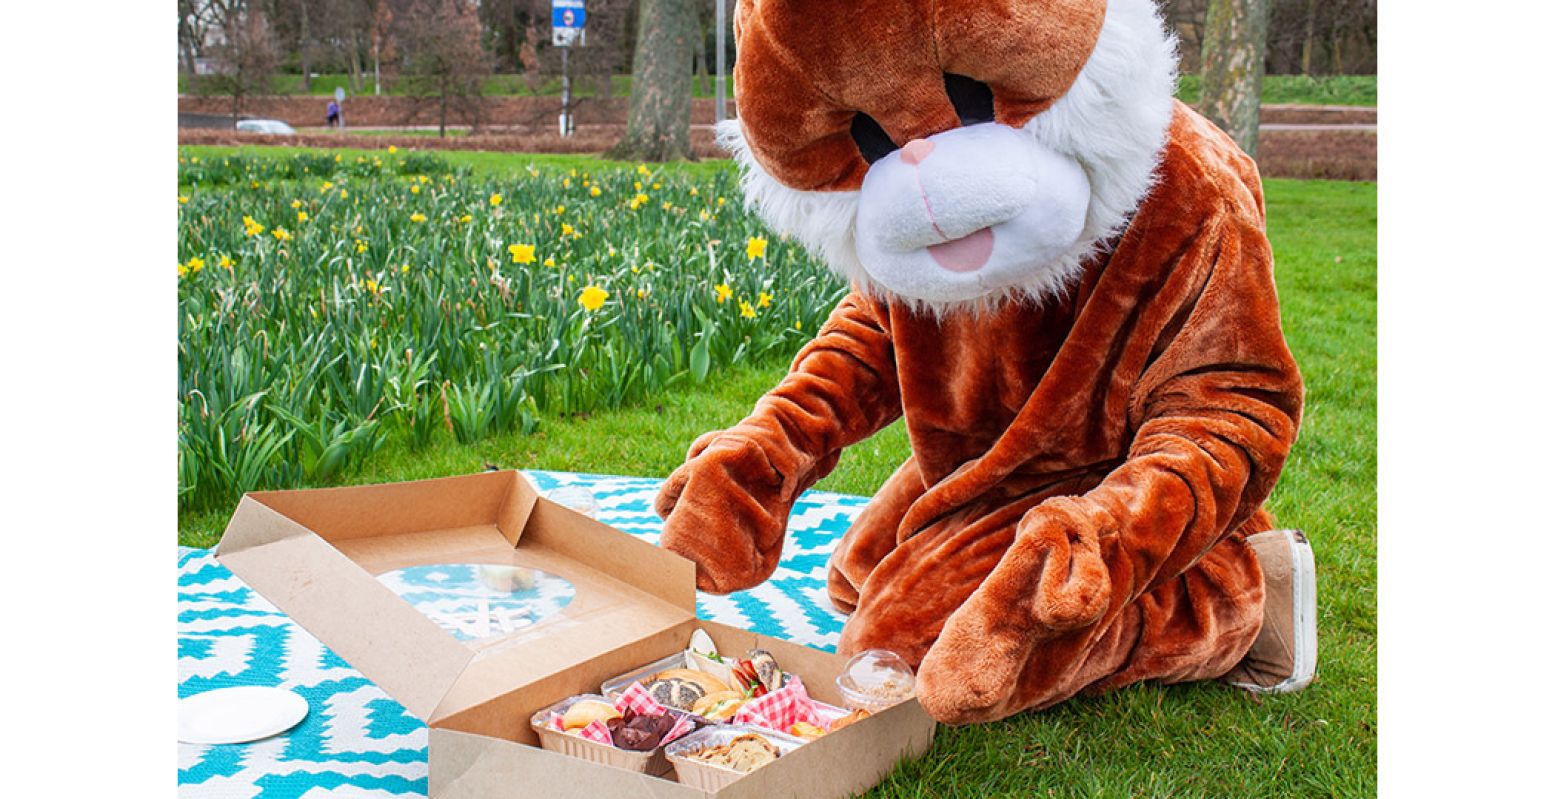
[216,470,697,724]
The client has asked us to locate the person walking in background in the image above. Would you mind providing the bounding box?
[325,100,340,128]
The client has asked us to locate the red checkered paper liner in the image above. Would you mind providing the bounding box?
[547,685,696,748]
[731,675,824,731]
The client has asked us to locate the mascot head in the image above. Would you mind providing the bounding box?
[720,0,1178,313]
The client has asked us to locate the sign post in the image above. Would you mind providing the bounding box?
[334,86,347,131]
[551,0,586,138]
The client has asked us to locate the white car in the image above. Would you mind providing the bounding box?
[235,119,296,135]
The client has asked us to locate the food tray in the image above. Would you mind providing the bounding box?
[528,693,672,776]
[664,725,806,792]
[601,651,793,704]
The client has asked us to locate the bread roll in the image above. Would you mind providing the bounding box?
[561,699,621,730]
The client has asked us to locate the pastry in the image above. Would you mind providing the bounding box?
[827,708,870,732]
[746,649,783,693]
[650,667,730,695]
[690,690,745,721]
[789,721,826,741]
[646,677,706,711]
[688,733,782,772]
[561,699,621,730]
[606,709,679,751]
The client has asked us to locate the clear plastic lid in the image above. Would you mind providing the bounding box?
[548,485,600,518]
[835,649,915,712]
[376,563,576,642]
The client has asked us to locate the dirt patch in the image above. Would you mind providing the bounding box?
[178,95,731,128]
[1260,104,1376,126]
[1257,128,1376,181]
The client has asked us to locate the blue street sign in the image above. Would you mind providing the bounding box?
[552,0,586,46]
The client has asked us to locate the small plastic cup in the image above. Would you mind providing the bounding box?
[835,649,915,713]
[548,485,600,518]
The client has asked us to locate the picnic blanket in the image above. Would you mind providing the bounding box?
[178,470,868,798]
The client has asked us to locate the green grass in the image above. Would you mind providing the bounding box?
[182,72,1377,106]
[179,144,733,182]
[1176,74,1377,106]
[176,161,1376,796]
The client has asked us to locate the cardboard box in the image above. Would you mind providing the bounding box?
[216,471,937,798]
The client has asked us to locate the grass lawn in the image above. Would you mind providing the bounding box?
[182,72,1377,107]
[177,162,1375,796]
[178,144,733,183]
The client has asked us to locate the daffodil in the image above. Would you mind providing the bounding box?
[355,240,368,254]
[418,175,429,185]
[388,145,398,154]
[636,163,650,177]
[411,184,421,194]
[297,211,309,223]
[746,236,768,261]
[758,291,772,309]
[320,181,334,193]
[410,212,426,223]
[715,284,733,304]
[178,195,189,205]
[177,262,189,278]
[218,255,233,271]
[699,210,711,222]
[554,205,566,215]
[509,244,536,264]
[590,186,601,197]
[689,187,699,196]
[561,223,575,236]
[365,278,380,294]
[273,228,291,242]
[459,214,472,224]
[401,264,410,273]
[339,189,348,199]
[652,182,661,191]
[543,257,556,268]
[717,197,726,207]
[795,320,803,330]
[739,300,756,319]
[490,193,503,206]
[563,178,572,188]
[243,216,265,237]
[578,285,608,311]
[662,201,673,211]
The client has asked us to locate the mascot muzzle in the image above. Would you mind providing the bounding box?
[854,122,1092,306]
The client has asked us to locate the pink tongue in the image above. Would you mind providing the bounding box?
[927,227,995,273]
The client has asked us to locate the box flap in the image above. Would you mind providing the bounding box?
[216,471,698,723]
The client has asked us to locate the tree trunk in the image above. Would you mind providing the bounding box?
[299,0,312,92]
[1198,0,1270,158]
[608,0,696,161]
[1300,0,1316,76]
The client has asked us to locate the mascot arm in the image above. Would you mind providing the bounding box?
[920,211,1303,710]
[656,292,902,593]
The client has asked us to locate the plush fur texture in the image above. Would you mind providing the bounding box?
[661,0,1304,725]
[721,0,1178,314]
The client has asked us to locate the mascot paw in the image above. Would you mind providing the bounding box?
[656,432,790,594]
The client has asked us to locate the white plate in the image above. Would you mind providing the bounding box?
[178,687,309,745]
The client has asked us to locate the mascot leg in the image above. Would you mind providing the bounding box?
[827,457,928,614]
[837,504,1270,724]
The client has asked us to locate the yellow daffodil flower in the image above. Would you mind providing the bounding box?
[291,199,302,209]
[543,257,556,268]
[273,228,291,241]
[459,214,472,224]
[298,211,309,223]
[739,300,756,319]
[590,186,601,197]
[178,195,189,205]
[188,256,205,273]
[636,164,650,176]
[320,181,334,193]
[178,262,189,278]
[662,201,673,211]
[410,212,427,223]
[715,284,732,304]
[578,285,608,311]
[561,223,575,236]
[758,291,772,309]
[243,216,265,237]
[689,187,699,196]
[401,264,410,273]
[746,237,769,261]
[563,178,572,188]
[509,244,536,264]
[554,205,565,215]
[218,255,233,270]
[411,184,421,194]
[490,193,503,206]
[388,145,398,154]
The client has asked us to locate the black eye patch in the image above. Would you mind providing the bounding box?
[849,74,997,165]
[944,73,995,125]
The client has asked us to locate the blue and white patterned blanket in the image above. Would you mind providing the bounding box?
[178,470,869,798]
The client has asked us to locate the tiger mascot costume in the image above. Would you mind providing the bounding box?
[654,0,1318,724]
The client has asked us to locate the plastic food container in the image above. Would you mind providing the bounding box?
[528,694,673,776]
[665,725,806,791]
[601,651,793,705]
[600,652,690,699]
[835,649,916,713]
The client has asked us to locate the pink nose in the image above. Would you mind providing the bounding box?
[900,138,935,166]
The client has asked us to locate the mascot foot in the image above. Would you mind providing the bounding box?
[1223,530,1318,694]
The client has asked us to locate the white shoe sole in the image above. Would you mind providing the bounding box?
[1230,529,1318,694]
